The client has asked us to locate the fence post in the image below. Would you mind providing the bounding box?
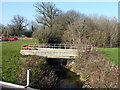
[27,69,30,87]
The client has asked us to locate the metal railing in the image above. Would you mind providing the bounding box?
[20,43,98,58]
[21,43,94,50]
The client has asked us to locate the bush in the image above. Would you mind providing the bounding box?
[32,27,62,43]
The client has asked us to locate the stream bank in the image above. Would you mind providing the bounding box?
[66,50,119,88]
[16,56,84,89]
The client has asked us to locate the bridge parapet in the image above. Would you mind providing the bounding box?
[22,43,93,50]
[28,43,77,49]
[20,43,95,59]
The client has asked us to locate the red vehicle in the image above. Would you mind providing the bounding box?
[3,37,18,41]
[3,38,9,41]
[25,37,33,40]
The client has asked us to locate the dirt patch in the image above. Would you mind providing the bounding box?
[66,50,119,88]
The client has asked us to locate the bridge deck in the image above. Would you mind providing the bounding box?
[20,48,79,59]
[20,43,93,59]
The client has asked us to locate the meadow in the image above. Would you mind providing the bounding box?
[1,40,37,83]
[98,48,119,66]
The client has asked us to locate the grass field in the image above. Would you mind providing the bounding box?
[98,48,119,66]
[1,40,38,83]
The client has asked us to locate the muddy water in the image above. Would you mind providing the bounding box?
[53,65,83,88]
[47,58,83,88]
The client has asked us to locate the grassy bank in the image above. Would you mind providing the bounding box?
[67,49,119,88]
[1,40,38,83]
[98,48,118,66]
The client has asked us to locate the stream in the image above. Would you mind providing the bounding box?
[56,66,83,88]
[47,58,83,88]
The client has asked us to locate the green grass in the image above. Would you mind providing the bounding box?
[1,40,38,83]
[98,48,119,66]
[2,40,37,57]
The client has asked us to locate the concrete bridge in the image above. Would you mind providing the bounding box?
[20,43,93,59]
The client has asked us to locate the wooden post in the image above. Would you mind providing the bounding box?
[27,69,30,87]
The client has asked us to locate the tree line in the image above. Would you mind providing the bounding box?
[1,2,119,47]
[32,2,119,47]
[1,15,39,37]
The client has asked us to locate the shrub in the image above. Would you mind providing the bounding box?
[32,27,62,43]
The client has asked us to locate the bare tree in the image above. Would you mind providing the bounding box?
[62,16,93,45]
[109,17,118,47]
[53,10,81,31]
[34,2,61,29]
[9,15,28,36]
[1,25,10,37]
[91,15,118,47]
[30,21,39,32]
